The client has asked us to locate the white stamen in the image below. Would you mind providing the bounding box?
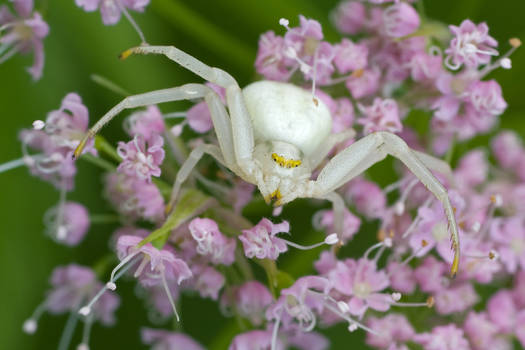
[348,323,358,332]
[391,292,402,301]
[500,58,512,69]
[471,221,481,232]
[106,282,116,291]
[324,233,339,245]
[394,201,405,215]
[279,18,289,27]
[160,269,180,322]
[32,120,45,130]
[272,206,283,216]
[77,344,89,350]
[78,307,91,316]
[22,319,37,334]
[170,123,185,137]
[115,0,147,44]
[337,301,349,313]
[271,314,282,350]
[383,237,393,248]
[56,225,68,240]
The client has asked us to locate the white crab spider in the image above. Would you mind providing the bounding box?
[74,44,460,276]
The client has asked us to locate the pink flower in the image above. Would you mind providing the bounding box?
[229,330,283,350]
[491,131,523,169]
[344,177,387,219]
[224,281,273,326]
[238,218,289,260]
[487,290,517,333]
[141,328,205,350]
[383,3,420,38]
[463,312,499,350]
[490,217,525,274]
[75,0,150,25]
[445,19,498,69]
[465,80,507,118]
[191,265,225,300]
[20,93,93,190]
[104,172,165,223]
[334,39,368,74]
[116,235,192,287]
[45,201,90,246]
[333,1,366,35]
[434,283,478,315]
[410,52,443,82]
[454,150,488,188]
[188,218,236,265]
[314,207,361,244]
[255,31,290,81]
[358,98,402,134]
[366,314,415,349]
[386,261,416,294]
[414,324,470,350]
[414,256,447,293]
[345,67,381,99]
[0,0,49,79]
[329,259,391,317]
[125,105,165,142]
[117,134,165,182]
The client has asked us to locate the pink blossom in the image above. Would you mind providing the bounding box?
[104,172,165,223]
[314,206,361,244]
[491,131,523,169]
[463,312,499,350]
[345,67,380,99]
[487,290,518,333]
[141,328,205,350]
[238,218,289,260]
[314,251,338,275]
[116,235,192,287]
[414,256,447,293]
[333,39,368,74]
[344,177,386,219]
[386,261,416,294]
[434,283,478,315]
[414,324,470,350]
[191,265,225,300]
[117,134,165,182]
[383,3,420,38]
[333,1,366,35]
[513,271,525,308]
[229,329,284,350]
[229,281,273,325]
[188,218,236,265]
[255,31,290,81]
[358,98,402,134]
[464,80,506,120]
[329,259,391,317]
[516,311,525,348]
[366,314,415,349]
[20,93,94,190]
[125,105,165,142]
[0,0,49,80]
[445,20,498,69]
[45,201,90,246]
[38,265,119,325]
[454,150,488,188]
[286,331,329,350]
[490,217,525,273]
[75,0,150,25]
[410,52,443,82]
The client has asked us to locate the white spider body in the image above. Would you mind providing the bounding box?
[76,44,460,276]
[243,80,332,157]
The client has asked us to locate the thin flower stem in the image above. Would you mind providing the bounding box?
[89,214,121,224]
[0,157,26,173]
[57,311,79,350]
[90,74,130,97]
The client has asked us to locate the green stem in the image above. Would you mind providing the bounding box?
[81,153,116,172]
[95,135,121,163]
[90,74,131,97]
[89,214,121,224]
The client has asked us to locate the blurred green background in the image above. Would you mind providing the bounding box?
[1,0,524,349]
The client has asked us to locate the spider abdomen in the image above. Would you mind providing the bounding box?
[243,80,332,156]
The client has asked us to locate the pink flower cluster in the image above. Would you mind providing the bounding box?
[11,0,524,350]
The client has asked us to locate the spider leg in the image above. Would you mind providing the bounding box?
[74,83,214,158]
[309,129,356,169]
[311,132,460,277]
[119,45,256,177]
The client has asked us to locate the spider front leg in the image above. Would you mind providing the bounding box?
[119,45,258,179]
[310,131,460,277]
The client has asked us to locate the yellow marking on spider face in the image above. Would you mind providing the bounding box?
[264,189,282,206]
[271,153,302,168]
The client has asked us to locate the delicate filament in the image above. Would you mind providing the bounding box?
[57,311,80,350]
[78,314,94,350]
[271,313,282,350]
[116,0,147,44]
[0,157,26,174]
[90,74,130,97]
[163,112,187,119]
[160,269,181,322]
[363,242,385,260]
[279,235,337,251]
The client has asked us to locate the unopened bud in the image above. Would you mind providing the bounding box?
[23,319,37,334]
